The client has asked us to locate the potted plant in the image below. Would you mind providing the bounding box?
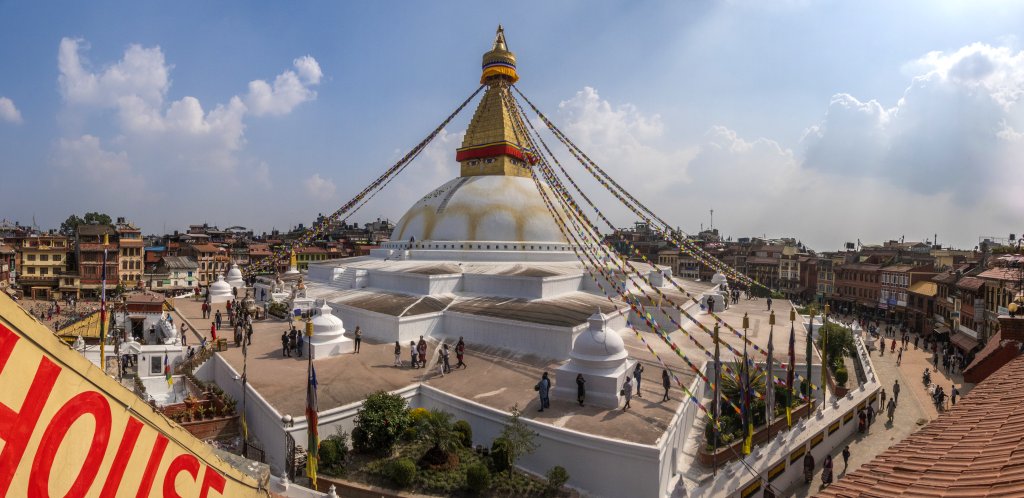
[196,405,207,420]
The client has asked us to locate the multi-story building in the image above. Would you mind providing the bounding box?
[879,264,937,322]
[834,262,881,315]
[16,234,70,300]
[906,279,937,336]
[295,246,331,271]
[150,255,199,294]
[76,224,119,298]
[951,275,985,354]
[816,257,836,304]
[0,242,15,290]
[188,244,230,285]
[978,260,1022,339]
[116,218,144,285]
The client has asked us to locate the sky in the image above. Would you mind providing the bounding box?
[1,1,1023,251]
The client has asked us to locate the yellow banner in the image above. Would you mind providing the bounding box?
[0,293,267,497]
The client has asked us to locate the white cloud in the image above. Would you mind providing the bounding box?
[54,135,145,194]
[245,56,322,116]
[305,173,336,199]
[0,97,21,124]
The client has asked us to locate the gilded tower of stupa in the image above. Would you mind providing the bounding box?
[456,26,533,178]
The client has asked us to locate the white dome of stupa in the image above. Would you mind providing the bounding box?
[209,275,233,302]
[226,263,243,281]
[711,273,728,286]
[391,175,569,244]
[311,303,345,336]
[569,312,627,368]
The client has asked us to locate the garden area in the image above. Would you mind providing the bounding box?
[702,362,807,456]
[816,321,858,394]
[315,391,574,497]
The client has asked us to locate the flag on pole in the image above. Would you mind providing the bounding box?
[766,326,775,427]
[786,323,795,427]
[241,331,249,442]
[712,324,721,439]
[164,351,172,387]
[305,365,319,488]
[820,322,828,398]
[741,343,753,455]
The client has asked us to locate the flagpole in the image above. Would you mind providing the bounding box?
[100,233,108,373]
[241,308,249,456]
[712,323,720,476]
[305,317,317,491]
[742,312,752,456]
[766,310,775,441]
[807,308,816,409]
[787,308,796,428]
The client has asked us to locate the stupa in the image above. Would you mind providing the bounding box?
[307,301,353,358]
[208,275,233,303]
[284,249,300,275]
[225,263,245,291]
[553,311,633,408]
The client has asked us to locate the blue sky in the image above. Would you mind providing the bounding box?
[1,1,1022,250]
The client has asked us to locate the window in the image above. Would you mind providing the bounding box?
[27,254,36,261]
[150,355,163,375]
[40,254,49,262]
[40,268,48,276]
[53,255,61,262]
[27,267,35,275]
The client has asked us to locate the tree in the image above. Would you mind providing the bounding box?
[417,409,462,467]
[817,323,856,370]
[59,214,85,237]
[84,212,112,226]
[496,404,537,474]
[352,391,411,455]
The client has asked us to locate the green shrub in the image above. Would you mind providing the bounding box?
[454,420,473,448]
[465,463,491,494]
[387,458,416,488]
[834,366,849,386]
[490,437,512,473]
[352,391,411,455]
[318,428,349,469]
[545,465,570,493]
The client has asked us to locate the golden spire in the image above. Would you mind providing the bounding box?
[480,25,518,84]
[457,26,531,178]
[290,248,297,269]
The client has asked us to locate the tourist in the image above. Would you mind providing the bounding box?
[706,296,715,313]
[536,372,551,412]
[295,330,303,358]
[866,402,875,426]
[886,397,896,423]
[893,380,900,405]
[353,326,362,354]
[394,341,402,367]
[661,369,671,402]
[842,445,851,470]
[202,302,208,319]
[409,341,418,368]
[879,336,885,357]
[576,374,586,407]
[455,336,467,369]
[951,385,959,406]
[281,330,290,357]
[441,344,452,374]
[634,363,644,397]
[880,388,886,408]
[803,452,815,483]
[857,409,866,433]
[766,296,773,311]
[181,325,188,347]
[417,337,427,367]
[210,322,218,342]
[246,325,253,346]
[622,376,633,410]
[215,310,222,330]
[822,455,834,486]
[896,347,903,366]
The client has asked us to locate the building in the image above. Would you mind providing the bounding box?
[0,242,15,292]
[879,264,937,322]
[816,256,836,305]
[150,256,199,294]
[116,218,144,285]
[76,224,119,298]
[187,244,229,286]
[978,260,1022,339]
[15,234,70,300]
[834,262,881,315]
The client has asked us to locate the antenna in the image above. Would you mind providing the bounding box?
[710,208,714,230]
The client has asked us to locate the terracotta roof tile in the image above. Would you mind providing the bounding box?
[818,355,1024,497]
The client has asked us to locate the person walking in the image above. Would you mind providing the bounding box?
[897,347,903,366]
[822,455,834,486]
[536,372,551,412]
[893,380,900,405]
[803,452,815,483]
[866,403,875,427]
[576,374,586,407]
[394,341,402,367]
[886,397,896,423]
[281,330,290,357]
[215,309,222,330]
[890,338,896,354]
[633,363,644,397]
[622,376,633,410]
[246,325,253,346]
[441,344,452,374]
[880,388,886,408]
[766,296,773,311]
[417,336,427,367]
[879,336,885,357]
[661,369,671,402]
[842,446,851,471]
[455,337,466,369]
[210,322,218,342]
[409,341,418,368]
[353,326,362,354]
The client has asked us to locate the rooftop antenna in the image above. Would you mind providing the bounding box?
[710,208,714,230]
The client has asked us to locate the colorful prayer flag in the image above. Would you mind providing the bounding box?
[766,326,774,427]
[305,365,319,488]
[164,351,172,387]
[741,339,753,455]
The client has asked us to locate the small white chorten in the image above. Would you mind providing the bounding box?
[225,263,245,291]
[307,302,353,358]
[208,275,233,303]
[554,311,633,409]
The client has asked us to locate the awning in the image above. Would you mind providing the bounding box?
[950,331,979,352]
[932,324,950,336]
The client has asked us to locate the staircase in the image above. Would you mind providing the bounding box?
[336,268,357,289]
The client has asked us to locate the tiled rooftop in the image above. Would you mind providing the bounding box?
[818,354,1024,497]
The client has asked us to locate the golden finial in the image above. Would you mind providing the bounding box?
[481,25,518,84]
